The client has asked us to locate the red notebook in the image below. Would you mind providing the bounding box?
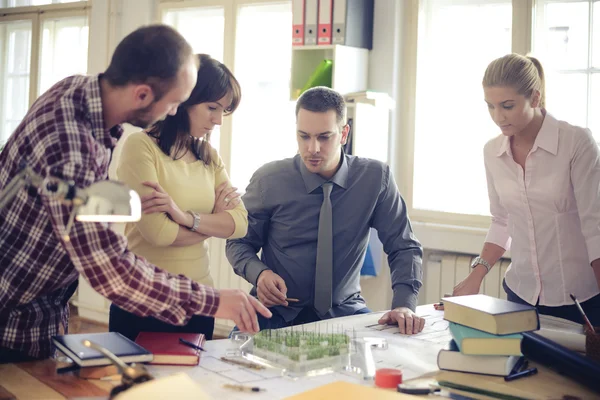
[134,332,205,366]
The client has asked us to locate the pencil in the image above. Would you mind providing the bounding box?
[220,357,265,370]
[223,383,265,392]
[569,293,596,333]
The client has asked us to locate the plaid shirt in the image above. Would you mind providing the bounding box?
[0,75,219,359]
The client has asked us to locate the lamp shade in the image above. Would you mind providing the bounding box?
[75,181,141,223]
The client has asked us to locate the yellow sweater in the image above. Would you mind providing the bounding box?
[117,131,248,286]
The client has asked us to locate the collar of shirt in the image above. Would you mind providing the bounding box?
[297,151,350,193]
[86,74,123,150]
[496,111,559,158]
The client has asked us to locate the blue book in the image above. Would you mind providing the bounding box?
[52,332,153,367]
[449,322,522,356]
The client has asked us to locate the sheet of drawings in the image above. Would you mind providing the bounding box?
[146,306,450,399]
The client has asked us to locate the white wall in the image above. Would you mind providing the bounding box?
[359,0,400,312]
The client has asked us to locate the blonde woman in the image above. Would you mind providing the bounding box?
[109,54,248,340]
[453,54,600,325]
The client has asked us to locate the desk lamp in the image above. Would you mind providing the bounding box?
[0,163,141,239]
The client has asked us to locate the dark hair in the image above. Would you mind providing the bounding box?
[103,24,193,101]
[147,54,241,166]
[295,86,346,126]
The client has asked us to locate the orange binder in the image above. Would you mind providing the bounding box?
[292,0,305,46]
[317,0,333,45]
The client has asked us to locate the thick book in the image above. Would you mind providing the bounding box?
[52,332,153,367]
[449,322,522,356]
[134,332,205,366]
[442,294,539,335]
[437,340,520,376]
[521,331,600,393]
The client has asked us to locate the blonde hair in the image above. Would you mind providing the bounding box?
[482,53,546,108]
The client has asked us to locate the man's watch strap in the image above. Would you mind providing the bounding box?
[471,256,492,273]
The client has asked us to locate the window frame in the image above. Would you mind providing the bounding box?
[0,0,90,142]
[533,0,599,135]
[398,0,534,231]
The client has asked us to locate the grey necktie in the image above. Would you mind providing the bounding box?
[314,182,333,316]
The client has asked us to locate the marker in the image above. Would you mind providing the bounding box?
[223,383,266,392]
[504,367,538,382]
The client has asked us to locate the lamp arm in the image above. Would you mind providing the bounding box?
[0,167,41,209]
[0,165,84,211]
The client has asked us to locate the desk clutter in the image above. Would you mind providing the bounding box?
[438,294,600,394]
[43,302,600,399]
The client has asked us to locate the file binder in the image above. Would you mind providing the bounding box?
[304,0,318,46]
[332,0,374,49]
[292,0,305,46]
[317,0,333,45]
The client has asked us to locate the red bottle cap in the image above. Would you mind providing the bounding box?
[375,368,403,388]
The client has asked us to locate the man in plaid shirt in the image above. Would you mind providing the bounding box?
[0,25,270,363]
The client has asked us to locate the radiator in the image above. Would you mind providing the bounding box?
[208,238,254,337]
[418,252,511,305]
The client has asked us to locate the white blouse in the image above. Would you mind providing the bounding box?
[484,112,600,306]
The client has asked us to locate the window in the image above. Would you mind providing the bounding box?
[535,0,600,141]
[410,0,598,227]
[161,0,295,192]
[0,19,32,140]
[229,2,295,191]
[0,0,79,6]
[161,5,225,153]
[413,0,512,218]
[39,16,89,95]
[0,1,89,143]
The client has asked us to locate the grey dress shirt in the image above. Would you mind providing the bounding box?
[226,153,423,322]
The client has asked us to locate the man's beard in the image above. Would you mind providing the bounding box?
[127,104,160,129]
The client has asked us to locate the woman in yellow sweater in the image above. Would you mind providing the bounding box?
[109,54,247,341]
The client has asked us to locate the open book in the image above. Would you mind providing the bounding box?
[537,314,585,353]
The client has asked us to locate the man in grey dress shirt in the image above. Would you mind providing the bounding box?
[226,87,424,334]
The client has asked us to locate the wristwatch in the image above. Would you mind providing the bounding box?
[187,210,201,232]
[471,256,491,273]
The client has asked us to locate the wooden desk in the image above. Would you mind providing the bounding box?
[0,360,112,399]
[1,357,598,399]
[2,308,599,400]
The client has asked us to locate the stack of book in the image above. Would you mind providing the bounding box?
[437,294,539,377]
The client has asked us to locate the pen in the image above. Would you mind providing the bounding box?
[179,337,206,352]
[569,293,596,333]
[56,364,80,374]
[504,367,538,382]
[100,374,122,381]
[223,383,265,392]
[286,298,299,302]
[508,356,526,376]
